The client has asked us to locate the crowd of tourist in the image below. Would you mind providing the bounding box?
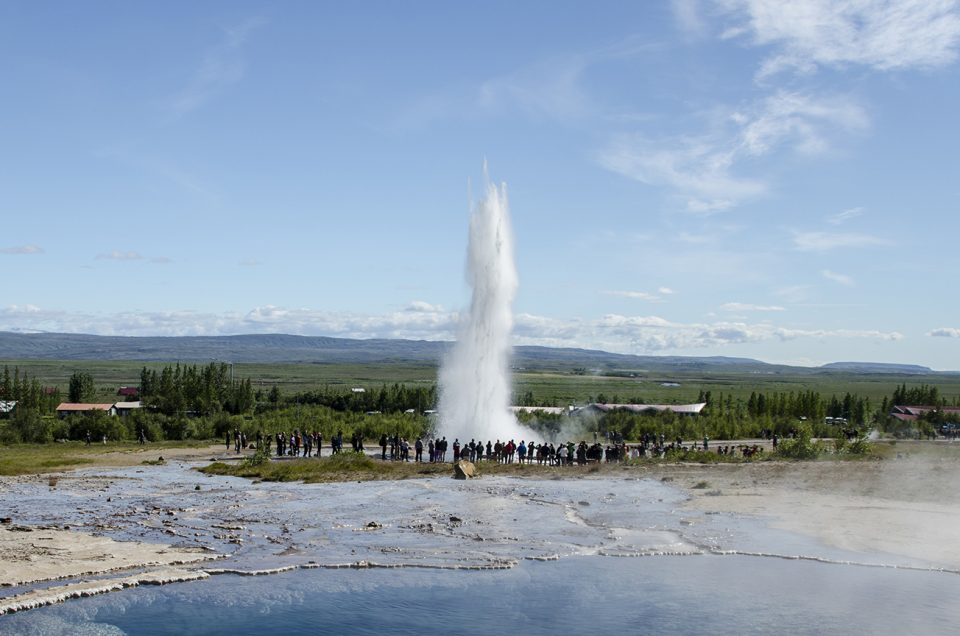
[225,428,770,463]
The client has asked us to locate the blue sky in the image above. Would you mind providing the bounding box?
[2,1,960,369]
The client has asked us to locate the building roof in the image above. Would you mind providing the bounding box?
[117,386,139,396]
[892,405,960,417]
[509,406,569,415]
[574,402,707,415]
[114,401,142,410]
[56,403,116,412]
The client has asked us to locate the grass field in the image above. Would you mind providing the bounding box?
[0,440,217,476]
[5,358,960,407]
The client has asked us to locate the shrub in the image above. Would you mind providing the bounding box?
[775,425,823,460]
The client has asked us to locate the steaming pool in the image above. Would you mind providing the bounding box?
[3,555,958,635]
[1,462,957,634]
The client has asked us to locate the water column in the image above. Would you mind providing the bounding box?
[438,179,527,445]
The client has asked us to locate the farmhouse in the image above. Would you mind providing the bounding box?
[117,386,139,399]
[890,405,960,422]
[56,403,117,418]
[113,401,143,416]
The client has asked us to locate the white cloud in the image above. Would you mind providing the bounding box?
[793,230,890,251]
[720,302,785,312]
[737,91,869,156]
[719,0,960,78]
[929,327,960,338]
[0,304,905,356]
[775,327,903,342]
[597,134,766,213]
[0,244,43,255]
[405,301,446,313]
[599,91,867,212]
[821,269,854,286]
[239,258,262,267]
[167,17,266,116]
[96,250,144,261]
[827,206,864,225]
[658,287,676,295]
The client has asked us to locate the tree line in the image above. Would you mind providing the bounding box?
[1,360,956,445]
[139,363,255,416]
[1,366,62,413]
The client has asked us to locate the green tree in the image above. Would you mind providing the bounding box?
[68,371,96,403]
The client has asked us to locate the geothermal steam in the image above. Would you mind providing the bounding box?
[438,180,527,444]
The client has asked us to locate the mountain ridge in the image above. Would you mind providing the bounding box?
[0,331,950,374]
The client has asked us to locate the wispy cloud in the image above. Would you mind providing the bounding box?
[598,90,867,212]
[396,36,660,130]
[720,302,785,312]
[735,91,869,155]
[96,250,144,261]
[597,133,765,213]
[719,0,960,78]
[603,290,667,302]
[792,230,890,251]
[929,327,960,338]
[239,258,262,267]
[0,244,43,255]
[827,206,864,225]
[822,269,854,286]
[672,0,707,37]
[167,17,266,116]
[774,285,812,303]
[150,256,173,264]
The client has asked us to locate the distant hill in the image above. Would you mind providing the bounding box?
[0,331,948,375]
[819,361,934,374]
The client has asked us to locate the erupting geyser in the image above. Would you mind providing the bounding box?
[438,178,528,444]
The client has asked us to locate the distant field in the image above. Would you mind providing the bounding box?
[4,358,960,406]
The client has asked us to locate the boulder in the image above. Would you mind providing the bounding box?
[453,460,476,480]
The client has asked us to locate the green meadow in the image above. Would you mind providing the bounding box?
[4,358,959,406]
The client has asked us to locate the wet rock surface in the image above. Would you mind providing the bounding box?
[0,459,922,617]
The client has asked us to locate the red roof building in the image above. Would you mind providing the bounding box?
[56,403,117,418]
